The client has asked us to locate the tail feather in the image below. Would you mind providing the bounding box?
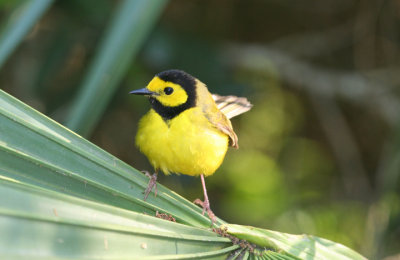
[212,94,252,119]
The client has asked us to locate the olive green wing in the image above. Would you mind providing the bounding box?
[210,94,252,148]
[196,80,252,149]
[205,106,239,149]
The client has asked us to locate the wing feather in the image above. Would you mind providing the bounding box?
[212,94,252,119]
[196,81,252,149]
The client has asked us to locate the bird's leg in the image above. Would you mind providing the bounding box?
[194,174,216,225]
[142,170,158,201]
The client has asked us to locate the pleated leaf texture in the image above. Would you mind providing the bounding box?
[0,89,366,260]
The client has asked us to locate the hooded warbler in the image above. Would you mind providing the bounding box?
[130,69,252,223]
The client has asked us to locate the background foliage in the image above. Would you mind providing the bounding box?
[1,0,399,259]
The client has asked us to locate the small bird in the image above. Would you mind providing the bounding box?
[130,69,252,224]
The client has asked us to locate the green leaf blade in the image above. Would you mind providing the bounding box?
[0,179,234,259]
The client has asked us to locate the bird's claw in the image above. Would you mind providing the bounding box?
[194,198,216,225]
[142,171,158,201]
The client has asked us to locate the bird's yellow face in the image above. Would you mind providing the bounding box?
[130,70,197,120]
[146,77,188,107]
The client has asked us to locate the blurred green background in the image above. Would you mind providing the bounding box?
[1,0,399,259]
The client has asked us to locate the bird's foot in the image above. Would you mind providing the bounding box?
[142,171,158,201]
[194,198,216,225]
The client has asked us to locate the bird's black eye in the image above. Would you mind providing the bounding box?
[164,87,174,95]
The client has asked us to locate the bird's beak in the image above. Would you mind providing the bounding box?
[129,88,157,96]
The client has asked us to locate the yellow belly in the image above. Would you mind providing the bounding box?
[136,108,229,176]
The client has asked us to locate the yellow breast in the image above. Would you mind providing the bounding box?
[136,108,229,176]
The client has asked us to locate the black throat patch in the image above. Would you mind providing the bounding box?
[149,70,197,120]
